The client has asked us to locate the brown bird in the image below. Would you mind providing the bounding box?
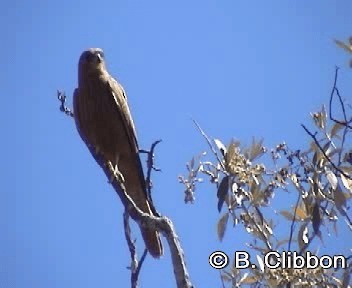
[73,48,163,258]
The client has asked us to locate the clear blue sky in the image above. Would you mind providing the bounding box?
[3,1,352,287]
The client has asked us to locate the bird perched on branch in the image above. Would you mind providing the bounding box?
[73,48,163,258]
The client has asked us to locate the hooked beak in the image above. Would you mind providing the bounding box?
[96,53,102,63]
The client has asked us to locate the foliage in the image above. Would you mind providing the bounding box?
[179,69,352,287]
[335,37,352,68]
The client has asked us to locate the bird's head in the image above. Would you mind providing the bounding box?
[78,48,106,74]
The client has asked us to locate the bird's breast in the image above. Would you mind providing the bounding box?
[78,77,131,163]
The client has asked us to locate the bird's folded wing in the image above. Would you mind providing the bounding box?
[104,77,159,215]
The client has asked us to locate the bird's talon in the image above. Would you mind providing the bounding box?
[108,163,125,184]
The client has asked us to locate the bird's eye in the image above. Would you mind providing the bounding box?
[97,51,104,59]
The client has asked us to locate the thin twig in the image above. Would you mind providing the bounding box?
[133,249,148,287]
[123,211,149,288]
[328,67,352,129]
[288,193,301,251]
[301,124,352,180]
[57,91,74,117]
[298,234,316,255]
[140,140,162,208]
[123,211,140,288]
[219,270,226,288]
[193,119,226,171]
[328,67,352,165]
[241,205,272,251]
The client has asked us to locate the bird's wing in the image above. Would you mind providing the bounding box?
[73,88,89,146]
[104,76,159,213]
[107,77,139,153]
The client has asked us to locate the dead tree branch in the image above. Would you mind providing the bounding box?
[57,91,74,117]
[123,211,148,288]
[106,161,193,288]
[139,140,162,210]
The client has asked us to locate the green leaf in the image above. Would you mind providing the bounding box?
[298,223,308,252]
[214,138,227,156]
[334,184,347,216]
[330,122,344,138]
[326,170,338,190]
[217,212,229,241]
[312,202,321,235]
[217,176,229,212]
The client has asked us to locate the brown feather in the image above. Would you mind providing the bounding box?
[73,48,162,258]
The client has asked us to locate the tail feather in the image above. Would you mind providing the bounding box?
[141,227,163,258]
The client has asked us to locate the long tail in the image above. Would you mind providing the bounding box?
[141,227,163,258]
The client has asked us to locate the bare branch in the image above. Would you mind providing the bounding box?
[57,91,74,117]
[193,119,226,171]
[298,234,316,255]
[288,193,301,251]
[132,249,148,288]
[123,211,148,288]
[301,124,352,180]
[106,161,194,288]
[328,67,352,129]
[139,140,162,211]
[241,205,272,251]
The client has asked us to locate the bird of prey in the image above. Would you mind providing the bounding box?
[73,48,163,258]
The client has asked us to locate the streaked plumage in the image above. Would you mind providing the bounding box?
[73,48,162,258]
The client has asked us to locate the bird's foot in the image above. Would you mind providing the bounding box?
[107,161,125,184]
